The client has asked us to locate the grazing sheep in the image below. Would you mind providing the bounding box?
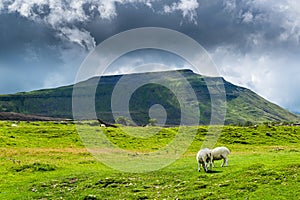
[210,146,230,167]
[196,148,212,172]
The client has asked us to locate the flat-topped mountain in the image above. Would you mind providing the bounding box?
[0,69,298,125]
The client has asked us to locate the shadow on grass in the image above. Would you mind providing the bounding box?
[206,170,222,174]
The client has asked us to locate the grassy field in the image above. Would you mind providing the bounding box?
[0,121,299,199]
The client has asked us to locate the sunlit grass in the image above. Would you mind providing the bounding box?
[0,121,299,199]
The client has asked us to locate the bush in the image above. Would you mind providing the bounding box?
[148,118,157,126]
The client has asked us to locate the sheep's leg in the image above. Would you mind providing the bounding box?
[198,161,201,172]
[208,161,213,171]
[206,157,212,171]
[209,157,214,169]
[225,158,228,166]
[205,161,211,171]
[202,162,208,172]
[221,158,225,167]
[221,157,228,167]
[220,155,225,167]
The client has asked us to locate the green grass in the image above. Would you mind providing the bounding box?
[0,121,299,199]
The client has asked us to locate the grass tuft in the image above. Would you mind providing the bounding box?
[12,163,57,172]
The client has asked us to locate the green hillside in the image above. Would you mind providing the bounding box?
[0,69,298,125]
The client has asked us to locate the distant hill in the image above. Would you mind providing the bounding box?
[0,69,298,125]
[0,112,69,121]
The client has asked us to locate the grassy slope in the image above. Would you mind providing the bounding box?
[226,89,299,123]
[0,121,299,199]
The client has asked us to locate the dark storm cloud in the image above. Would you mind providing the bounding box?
[0,13,60,59]
[0,14,60,93]
[85,0,299,56]
[1,0,299,51]
[0,0,300,112]
[0,13,85,93]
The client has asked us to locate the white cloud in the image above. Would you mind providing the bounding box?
[241,11,253,23]
[59,27,96,51]
[222,0,300,45]
[223,0,236,11]
[163,0,199,22]
[97,0,117,20]
[211,43,300,112]
[104,49,189,76]
[267,0,300,44]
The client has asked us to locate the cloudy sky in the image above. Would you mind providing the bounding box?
[0,0,300,113]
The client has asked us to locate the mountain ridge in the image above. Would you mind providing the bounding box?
[0,69,298,125]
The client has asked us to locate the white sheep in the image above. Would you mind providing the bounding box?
[196,148,212,172]
[210,146,230,168]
